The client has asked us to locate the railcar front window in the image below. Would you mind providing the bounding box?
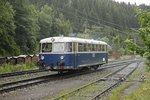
[53,43,64,53]
[42,43,52,52]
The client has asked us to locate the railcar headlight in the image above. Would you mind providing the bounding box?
[60,56,64,60]
[103,58,105,61]
[41,56,44,60]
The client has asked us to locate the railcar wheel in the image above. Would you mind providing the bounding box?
[39,65,45,70]
[94,66,99,70]
[37,60,45,70]
[58,71,63,74]
[91,65,99,70]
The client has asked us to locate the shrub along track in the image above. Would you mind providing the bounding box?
[54,60,142,100]
[0,59,140,94]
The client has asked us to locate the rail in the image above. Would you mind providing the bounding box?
[0,59,138,94]
[54,60,140,100]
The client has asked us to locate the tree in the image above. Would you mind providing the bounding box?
[124,39,143,55]
[38,5,53,40]
[11,0,39,54]
[137,9,150,67]
[0,0,20,56]
[53,14,72,36]
[0,0,144,56]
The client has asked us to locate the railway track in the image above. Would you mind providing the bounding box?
[0,69,51,78]
[0,60,130,85]
[0,59,140,94]
[54,60,142,100]
[0,59,137,79]
[91,61,141,100]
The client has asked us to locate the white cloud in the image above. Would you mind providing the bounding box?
[113,0,150,5]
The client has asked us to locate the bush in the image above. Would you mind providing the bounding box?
[0,63,38,74]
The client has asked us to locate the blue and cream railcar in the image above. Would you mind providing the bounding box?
[38,36,108,71]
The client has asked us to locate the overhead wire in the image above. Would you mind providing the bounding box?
[54,0,138,33]
[55,7,129,34]
[10,1,138,34]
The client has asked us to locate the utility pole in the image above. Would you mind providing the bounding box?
[134,38,136,59]
[130,28,138,59]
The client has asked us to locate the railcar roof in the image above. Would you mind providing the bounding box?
[40,36,107,45]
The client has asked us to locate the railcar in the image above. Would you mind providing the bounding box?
[38,36,108,72]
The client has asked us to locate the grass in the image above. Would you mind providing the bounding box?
[109,55,141,62]
[59,83,104,99]
[119,55,141,60]
[48,82,106,100]
[123,73,150,100]
[109,83,133,100]
[0,63,38,74]
[109,64,149,100]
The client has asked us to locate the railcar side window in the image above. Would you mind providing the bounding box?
[72,42,77,52]
[104,45,106,51]
[90,44,93,51]
[75,43,107,52]
[85,44,88,52]
[92,44,95,51]
[102,45,104,51]
[105,45,107,51]
[94,44,97,51]
[83,44,87,51]
[99,45,101,51]
[66,42,72,52]
[87,44,90,52]
[42,43,52,52]
[104,45,105,51]
[101,45,103,51]
[78,43,84,52]
[96,44,99,51]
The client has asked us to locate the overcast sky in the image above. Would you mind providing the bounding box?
[113,0,150,5]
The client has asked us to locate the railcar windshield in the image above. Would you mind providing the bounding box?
[42,43,52,52]
[41,43,65,53]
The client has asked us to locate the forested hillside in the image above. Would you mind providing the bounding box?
[0,0,149,56]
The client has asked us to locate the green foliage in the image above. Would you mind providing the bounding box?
[0,63,38,74]
[109,83,133,100]
[0,0,20,56]
[11,0,40,54]
[137,9,150,68]
[38,5,53,39]
[1,0,149,56]
[124,73,150,100]
[52,14,72,36]
[124,38,144,56]
[109,64,146,100]
[48,0,139,31]
[0,0,72,56]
